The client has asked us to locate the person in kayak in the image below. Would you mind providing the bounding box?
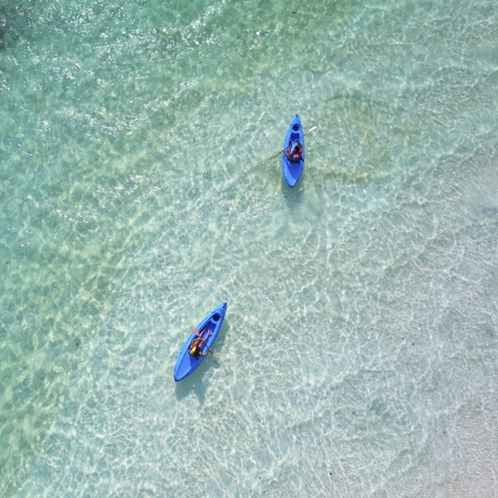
[284,140,303,161]
[189,327,211,358]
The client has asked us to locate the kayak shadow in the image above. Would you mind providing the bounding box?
[174,373,208,404]
[174,320,229,403]
[281,176,305,207]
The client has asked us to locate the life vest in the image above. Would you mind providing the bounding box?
[190,345,201,357]
[289,141,302,161]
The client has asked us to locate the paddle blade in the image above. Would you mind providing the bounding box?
[269,149,284,160]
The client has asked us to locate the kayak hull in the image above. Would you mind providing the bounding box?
[173,302,227,382]
[282,114,305,188]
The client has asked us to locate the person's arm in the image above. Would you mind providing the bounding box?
[202,329,211,344]
[199,330,211,354]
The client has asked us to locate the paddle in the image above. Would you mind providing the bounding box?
[269,125,318,159]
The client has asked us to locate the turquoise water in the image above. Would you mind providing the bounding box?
[1,0,498,496]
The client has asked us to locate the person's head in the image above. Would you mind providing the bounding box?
[294,144,301,152]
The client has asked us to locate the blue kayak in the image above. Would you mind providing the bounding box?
[282,114,305,188]
[173,302,227,382]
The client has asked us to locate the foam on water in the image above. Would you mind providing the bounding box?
[1,0,498,496]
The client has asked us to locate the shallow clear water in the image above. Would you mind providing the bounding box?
[1,0,498,496]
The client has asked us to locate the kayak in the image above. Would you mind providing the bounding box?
[282,114,305,188]
[173,302,227,382]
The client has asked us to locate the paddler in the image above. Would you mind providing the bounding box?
[284,140,303,161]
[189,327,211,358]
